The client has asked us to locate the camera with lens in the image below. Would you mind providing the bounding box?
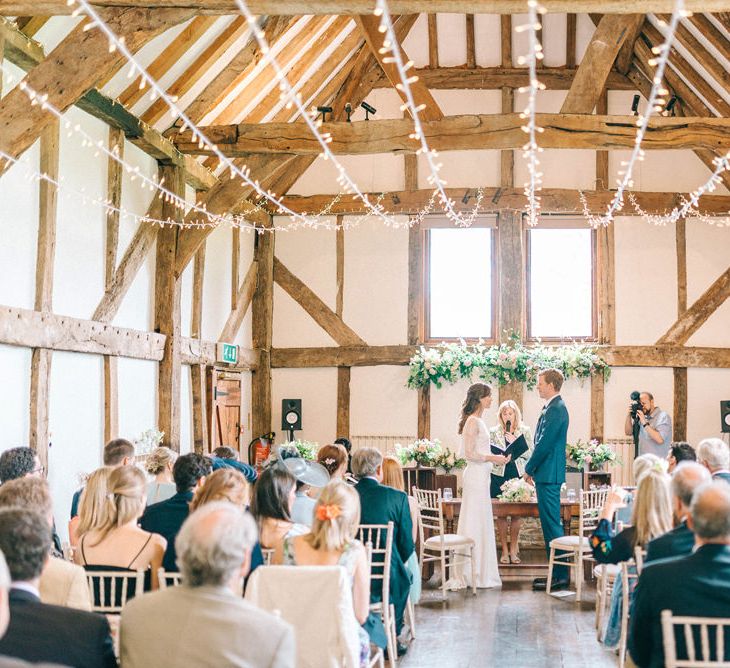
[630,390,642,419]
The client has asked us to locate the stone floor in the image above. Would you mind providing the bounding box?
[399,551,617,668]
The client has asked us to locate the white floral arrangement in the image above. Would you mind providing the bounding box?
[498,478,536,503]
[133,429,164,457]
[395,438,443,467]
[406,332,609,390]
[282,439,319,461]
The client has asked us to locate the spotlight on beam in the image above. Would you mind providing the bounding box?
[345,103,353,122]
[663,96,678,117]
[392,194,401,205]
[631,94,641,116]
[317,106,333,122]
[361,101,377,120]
[462,190,471,205]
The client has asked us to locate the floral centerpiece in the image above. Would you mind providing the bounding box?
[282,439,319,461]
[431,448,467,474]
[498,478,536,502]
[406,332,609,390]
[133,429,164,457]
[566,439,620,471]
[395,439,443,468]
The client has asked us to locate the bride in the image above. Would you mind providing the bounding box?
[449,383,509,589]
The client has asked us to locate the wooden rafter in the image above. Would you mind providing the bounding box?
[7,1,730,15]
[219,261,257,342]
[119,15,216,110]
[171,114,730,156]
[277,187,730,216]
[357,13,443,121]
[0,8,193,168]
[561,14,642,113]
[692,13,730,61]
[15,15,49,36]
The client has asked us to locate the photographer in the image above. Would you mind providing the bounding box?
[624,391,672,459]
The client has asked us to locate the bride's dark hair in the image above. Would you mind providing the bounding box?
[458,383,491,435]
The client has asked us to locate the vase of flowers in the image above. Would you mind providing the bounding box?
[395,439,442,468]
[566,439,619,471]
[498,478,536,503]
[432,448,467,474]
[133,429,164,457]
[282,439,319,461]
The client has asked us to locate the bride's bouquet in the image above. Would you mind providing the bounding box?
[498,478,536,503]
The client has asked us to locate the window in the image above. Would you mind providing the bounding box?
[527,227,595,339]
[426,227,494,340]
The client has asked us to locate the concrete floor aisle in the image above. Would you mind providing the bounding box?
[399,579,618,668]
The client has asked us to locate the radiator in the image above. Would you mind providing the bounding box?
[605,438,636,487]
[350,435,415,457]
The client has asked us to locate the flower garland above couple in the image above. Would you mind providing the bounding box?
[406,334,609,390]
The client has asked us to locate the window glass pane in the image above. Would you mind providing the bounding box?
[529,228,593,338]
[429,228,492,338]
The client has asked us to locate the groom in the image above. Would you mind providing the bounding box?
[524,368,570,591]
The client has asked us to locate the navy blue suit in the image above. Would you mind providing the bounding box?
[140,490,193,572]
[525,394,569,580]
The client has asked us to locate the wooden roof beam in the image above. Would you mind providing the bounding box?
[6,2,730,15]
[170,113,730,155]
[0,16,215,190]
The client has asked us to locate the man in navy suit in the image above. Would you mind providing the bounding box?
[524,368,570,591]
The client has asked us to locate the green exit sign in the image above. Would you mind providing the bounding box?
[216,342,238,365]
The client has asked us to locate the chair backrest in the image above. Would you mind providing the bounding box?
[357,523,393,612]
[85,570,145,614]
[157,568,182,590]
[412,487,445,547]
[579,488,610,536]
[262,548,275,566]
[245,565,361,668]
[661,610,730,667]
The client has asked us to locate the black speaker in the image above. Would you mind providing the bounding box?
[281,399,302,432]
[721,401,730,434]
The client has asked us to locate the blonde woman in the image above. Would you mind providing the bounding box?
[381,456,421,604]
[145,447,178,505]
[75,466,166,599]
[489,400,534,564]
[69,467,113,547]
[280,480,386,665]
[190,468,249,512]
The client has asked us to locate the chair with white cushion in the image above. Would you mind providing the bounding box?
[413,487,476,601]
[661,610,730,667]
[547,487,609,601]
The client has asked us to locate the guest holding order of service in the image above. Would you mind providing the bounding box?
[489,400,533,565]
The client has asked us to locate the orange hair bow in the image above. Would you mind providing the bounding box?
[316,503,342,522]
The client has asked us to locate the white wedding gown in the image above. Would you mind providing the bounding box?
[448,414,502,589]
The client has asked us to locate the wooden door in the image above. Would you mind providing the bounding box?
[208,370,243,455]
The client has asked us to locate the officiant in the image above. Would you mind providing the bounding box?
[490,400,534,565]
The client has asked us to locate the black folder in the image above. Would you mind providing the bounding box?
[491,434,529,460]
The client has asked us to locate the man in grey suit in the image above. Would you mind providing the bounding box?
[120,502,295,668]
[524,368,570,591]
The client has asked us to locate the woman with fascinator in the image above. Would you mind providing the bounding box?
[280,479,387,665]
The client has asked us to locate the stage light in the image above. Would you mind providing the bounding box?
[316,105,333,122]
[361,101,377,120]
[631,94,641,116]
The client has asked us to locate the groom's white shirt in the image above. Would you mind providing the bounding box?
[542,394,560,411]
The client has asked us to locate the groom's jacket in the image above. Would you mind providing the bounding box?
[525,395,568,485]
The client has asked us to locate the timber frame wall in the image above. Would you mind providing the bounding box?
[1,8,730,459]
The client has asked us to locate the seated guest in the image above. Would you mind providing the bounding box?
[629,482,730,667]
[144,447,177,505]
[277,446,330,528]
[697,437,730,483]
[334,437,353,474]
[120,502,294,668]
[381,456,421,605]
[353,448,414,650]
[317,443,349,482]
[70,467,112,547]
[0,508,117,667]
[75,466,166,595]
[190,468,249,512]
[646,462,711,562]
[70,438,135,519]
[209,447,257,484]
[189,468,263,578]
[0,478,91,611]
[251,465,309,562]
[666,442,696,473]
[140,453,211,573]
[0,448,43,483]
[281,480,386,664]
[590,469,672,649]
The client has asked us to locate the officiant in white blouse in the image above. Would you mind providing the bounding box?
[489,400,534,565]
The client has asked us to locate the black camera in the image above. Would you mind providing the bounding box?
[630,390,642,419]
